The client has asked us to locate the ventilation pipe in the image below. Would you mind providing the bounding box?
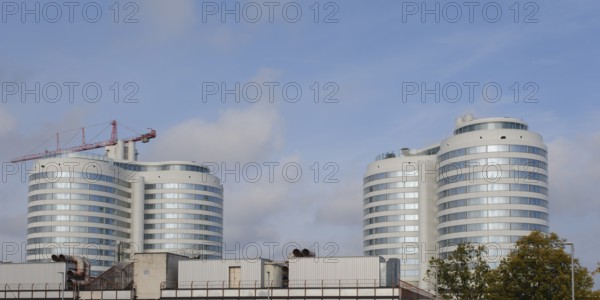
[292,249,303,257]
[289,248,316,258]
[53,254,91,285]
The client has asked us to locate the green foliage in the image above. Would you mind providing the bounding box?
[426,243,490,300]
[426,232,596,299]
[487,232,593,299]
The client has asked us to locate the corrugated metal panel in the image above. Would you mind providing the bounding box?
[0,262,66,287]
[178,259,267,288]
[288,256,385,288]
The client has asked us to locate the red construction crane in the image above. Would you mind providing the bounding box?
[10,120,156,163]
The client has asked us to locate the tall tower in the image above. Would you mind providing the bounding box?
[363,145,439,288]
[363,115,549,289]
[436,115,549,265]
[26,142,224,275]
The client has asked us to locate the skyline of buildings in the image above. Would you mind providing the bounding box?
[19,114,549,287]
[363,115,549,289]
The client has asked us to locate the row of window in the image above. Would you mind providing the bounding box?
[363,225,419,235]
[438,209,548,223]
[438,196,548,211]
[28,215,130,228]
[114,162,210,173]
[454,121,528,135]
[144,223,222,233]
[27,247,116,257]
[364,236,420,246]
[143,243,221,252]
[363,181,418,194]
[27,225,130,238]
[144,213,223,224]
[28,237,118,246]
[363,170,419,184]
[363,192,419,204]
[365,157,546,184]
[29,193,130,209]
[145,193,223,204]
[87,260,117,268]
[143,233,222,242]
[29,182,130,198]
[438,145,547,162]
[437,170,547,187]
[29,172,131,188]
[438,157,547,175]
[437,183,548,199]
[438,235,531,248]
[145,183,222,195]
[364,248,420,255]
[28,204,130,218]
[144,203,222,214]
[364,214,419,225]
[363,203,419,215]
[438,222,549,235]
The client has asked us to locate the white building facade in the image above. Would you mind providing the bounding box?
[363,146,439,286]
[26,141,223,275]
[436,116,549,263]
[363,115,549,289]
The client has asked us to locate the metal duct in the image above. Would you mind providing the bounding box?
[301,249,315,257]
[55,254,91,285]
[292,248,303,257]
[66,256,86,278]
[69,258,91,285]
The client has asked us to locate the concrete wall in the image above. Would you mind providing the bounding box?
[133,253,186,300]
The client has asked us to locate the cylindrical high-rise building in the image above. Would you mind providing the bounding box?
[363,146,439,288]
[26,154,131,275]
[364,115,549,290]
[137,161,223,258]
[436,116,549,266]
[26,142,223,275]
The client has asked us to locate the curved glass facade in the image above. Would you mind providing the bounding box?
[363,152,438,288]
[364,116,549,290]
[26,153,224,275]
[454,121,527,135]
[436,118,548,259]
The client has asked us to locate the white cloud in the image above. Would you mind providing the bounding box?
[548,132,600,216]
[547,131,600,284]
[147,105,284,163]
[147,66,285,163]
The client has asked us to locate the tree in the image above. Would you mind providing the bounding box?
[486,231,594,299]
[426,243,490,300]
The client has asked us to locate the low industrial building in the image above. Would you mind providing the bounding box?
[0,252,435,300]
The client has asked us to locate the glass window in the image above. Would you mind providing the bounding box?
[488,210,510,217]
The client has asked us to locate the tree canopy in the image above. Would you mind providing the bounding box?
[426,231,597,300]
[426,243,490,300]
[487,231,594,300]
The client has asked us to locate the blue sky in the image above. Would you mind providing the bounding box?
[1,0,599,284]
